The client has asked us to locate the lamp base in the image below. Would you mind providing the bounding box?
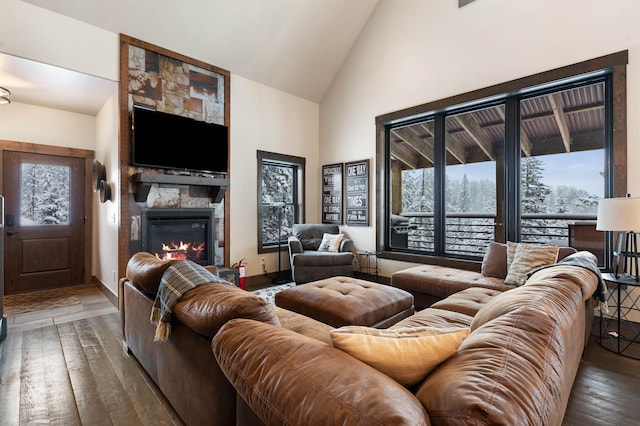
[613,231,639,282]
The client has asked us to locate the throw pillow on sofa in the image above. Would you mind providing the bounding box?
[330,326,470,386]
[505,242,560,286]
[482,242,577,280]
[481,241,509,278]
[318,233,344,252]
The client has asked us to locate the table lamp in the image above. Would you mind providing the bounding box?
[596,194,640,281]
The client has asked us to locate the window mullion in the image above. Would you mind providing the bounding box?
[504,97,520,242]
[433,113,446,255]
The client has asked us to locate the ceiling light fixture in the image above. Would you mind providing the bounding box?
[0,86,10,104]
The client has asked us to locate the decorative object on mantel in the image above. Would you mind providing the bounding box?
[0,86,10,104]
[596,194,640,281]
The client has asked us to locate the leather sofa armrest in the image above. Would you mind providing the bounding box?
[212,319,428,425]
[340,238,353,253]
[174,283,280,338]
[288,236,303,254]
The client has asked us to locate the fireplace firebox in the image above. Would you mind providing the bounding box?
[141,208,215,266]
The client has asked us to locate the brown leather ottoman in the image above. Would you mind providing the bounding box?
[275,276,415,328]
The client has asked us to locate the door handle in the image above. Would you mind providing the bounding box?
[6,231,17,236]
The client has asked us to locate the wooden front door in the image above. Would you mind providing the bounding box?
[3,151,85,293]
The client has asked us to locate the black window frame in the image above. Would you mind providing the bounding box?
[376,51,628,270]
[257,150,306,253]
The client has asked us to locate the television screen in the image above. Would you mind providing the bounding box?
[131,105,228,174]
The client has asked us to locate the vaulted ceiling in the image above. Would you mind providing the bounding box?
[18,0,378,110]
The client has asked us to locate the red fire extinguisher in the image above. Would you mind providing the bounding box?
[232,259,246,289]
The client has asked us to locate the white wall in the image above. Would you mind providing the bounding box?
[231,75,320,277]
[321,0,640,277]
[93,92,120,295]
[0,102,95,149]
[0,0,119,81]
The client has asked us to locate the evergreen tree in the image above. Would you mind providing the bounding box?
[262,164,294,243]
[521,157,551,214]
[459,174,471,212]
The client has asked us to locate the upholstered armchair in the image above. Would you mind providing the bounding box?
[288,224,354,284]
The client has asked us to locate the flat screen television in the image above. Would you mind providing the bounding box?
[131,105,229,174]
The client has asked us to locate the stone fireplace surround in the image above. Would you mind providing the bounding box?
[118,35,231,277]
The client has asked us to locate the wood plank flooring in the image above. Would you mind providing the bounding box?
[1,285,639,425]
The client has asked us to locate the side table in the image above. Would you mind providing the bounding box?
[217,267,240,287]
[599,272,640,359]
[356,250,380,282]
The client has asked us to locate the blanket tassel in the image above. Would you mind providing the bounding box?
[598,300,609,315]
[154,322,171,342]
[150,306,161,324]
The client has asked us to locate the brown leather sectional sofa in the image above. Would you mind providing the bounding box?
[121,250,601,425]
[390,242,578,308]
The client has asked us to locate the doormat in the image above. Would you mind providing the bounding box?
[4,287,81,316]
[252,283,296,305]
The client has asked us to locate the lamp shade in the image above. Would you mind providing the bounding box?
[596,196,640,231]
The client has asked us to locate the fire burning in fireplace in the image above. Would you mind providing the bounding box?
[142,208,216,266]
[155,240,206,262]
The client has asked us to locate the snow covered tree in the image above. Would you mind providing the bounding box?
[521,157,551,214]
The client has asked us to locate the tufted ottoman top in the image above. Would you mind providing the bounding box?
[275,276,415,328]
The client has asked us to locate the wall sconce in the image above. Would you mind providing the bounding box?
[0,86,10,104]
[98,180,112,203]
[92,159,111,203]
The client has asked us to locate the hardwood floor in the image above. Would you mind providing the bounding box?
[1,285,639,425]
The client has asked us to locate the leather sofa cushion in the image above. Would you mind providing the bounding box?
[212,319,429,425]
[417,306,570,425]
[126,252,177,296]
[392,265,513,300]
[392,307,474,329]
[291,251,353,266]
[275,307,333,345]
[173,283,280,338]
[470,272,589,332]
[430,287,502,317]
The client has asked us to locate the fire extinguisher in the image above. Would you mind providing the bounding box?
[232,259,246,289]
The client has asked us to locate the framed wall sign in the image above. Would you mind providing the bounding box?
[322,163,343,224]
[345,159,369,226]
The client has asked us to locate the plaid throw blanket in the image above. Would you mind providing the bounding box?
[528,251,609,314]
[150,260,230,342]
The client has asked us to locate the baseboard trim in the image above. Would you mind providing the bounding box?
[91,276,118,308]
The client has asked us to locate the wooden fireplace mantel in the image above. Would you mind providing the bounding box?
[132,172,230,202]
